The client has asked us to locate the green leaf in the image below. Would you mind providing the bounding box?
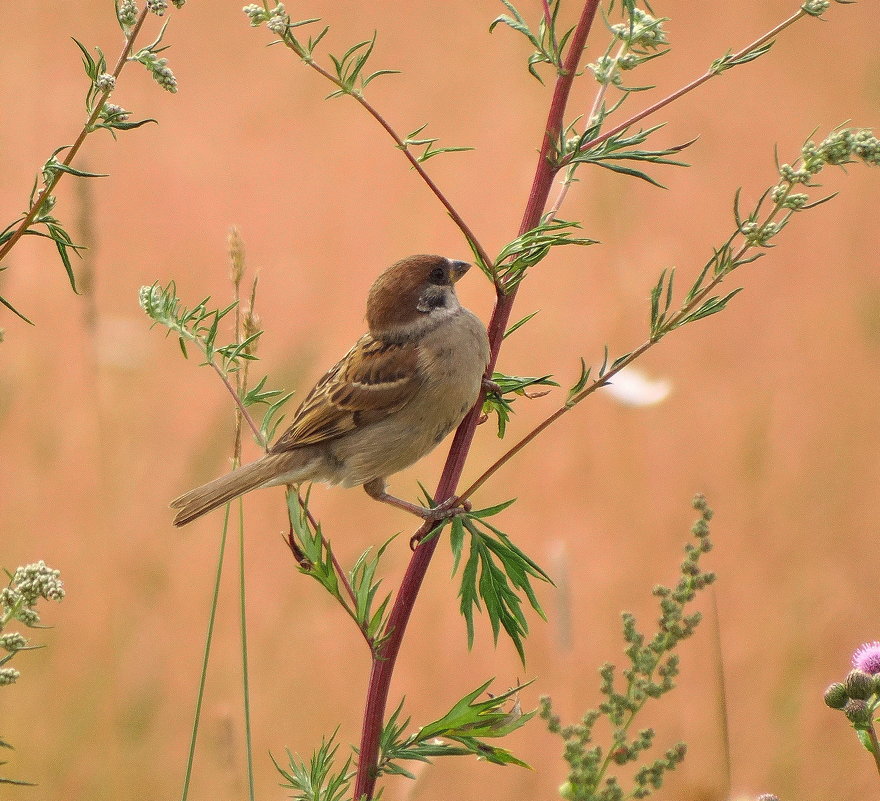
[0,293,35,324]
[567,357,591,404]
[676,287,744,327]
[710,41,774,75]
[587,159,669,188]
[349,535,396,641]
[482,373,557,438]
[416,679,536,751]
[495,218,596,290]
[45,162,109,179]
[504,310,539,338]
[452,503,551,662]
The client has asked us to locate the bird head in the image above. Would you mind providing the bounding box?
[366,255,471,341]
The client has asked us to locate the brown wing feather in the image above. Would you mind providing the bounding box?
[269,334,421,452]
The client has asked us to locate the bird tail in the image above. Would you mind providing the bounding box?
[170,456,289,526]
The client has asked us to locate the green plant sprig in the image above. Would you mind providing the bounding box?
[482,371,558,438]
[456,126,878,507]
[490,0,574,82]
[561,1,853,208]
[0,2,180,323]
[286,491,392,655]
[547,0,852,220]
[489,217,597,291]
[139,281,279,447]
[273,729,354,801]
[0,561,65,786]
[540,495,715,801]
[378,680,536,780]
[450,500,552,663]
[243,5,494,278]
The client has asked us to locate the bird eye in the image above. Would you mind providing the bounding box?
[430,267,446,283]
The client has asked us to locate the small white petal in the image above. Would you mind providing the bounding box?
[605,367,672,407]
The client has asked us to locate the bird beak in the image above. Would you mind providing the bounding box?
[448,260,471,283]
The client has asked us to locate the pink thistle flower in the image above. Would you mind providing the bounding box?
[852,641,880,675]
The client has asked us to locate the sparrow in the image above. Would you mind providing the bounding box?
[171,254,490,526]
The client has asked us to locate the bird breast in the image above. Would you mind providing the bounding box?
[328,308,489,487]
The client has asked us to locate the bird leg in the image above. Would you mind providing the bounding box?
[362,478,471,521]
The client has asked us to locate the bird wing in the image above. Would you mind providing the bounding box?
[269,333,422,452]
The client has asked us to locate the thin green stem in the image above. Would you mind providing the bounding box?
[180,503,231,801]
[238,498,256,801]
[0,7,151,266]
[231,249,256,801]
[210,362,265,447]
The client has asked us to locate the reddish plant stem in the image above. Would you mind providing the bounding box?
[352,3,602,798]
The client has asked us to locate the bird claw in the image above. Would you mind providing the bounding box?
[482,377,502,395]
[410,496,472,548]
[423,495,471,521]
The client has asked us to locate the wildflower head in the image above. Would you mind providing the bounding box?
[853,641,880,675]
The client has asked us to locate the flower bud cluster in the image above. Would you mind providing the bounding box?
[801,0,830,15]
[147,0,167,15]
[0,632,27,652]
[588,55,622,87]
[243,3,286,27]
[788,128,880,183]
[740,220,781,247]
[770,185,809,209]
[0,561,64,689]
[99,103,132,124]
[10,561,65,605]
[0,668,20,686]
[611,9,668,51]
[117,0,139,28]
[96,73,116,93]
[824,643,880,731]
[267,14,289,34]
[136,51,178,93]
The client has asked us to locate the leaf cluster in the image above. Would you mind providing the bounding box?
[561,124,694,188]
[0,153,93,323]
[139,281,261,370]
[450,500,552,662]
[286,492,393,653]
[482,371,558,438]
[490,0,574,83]
[378,680,536,779]
[326,33,399,98]
[241,375,294,445]
[710,41,774,75]
[400,123,473,164]
[487,217,596,290]
[539,496,715,801]
[273,730,353,801]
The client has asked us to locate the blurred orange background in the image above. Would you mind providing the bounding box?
[1,2,879,799]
